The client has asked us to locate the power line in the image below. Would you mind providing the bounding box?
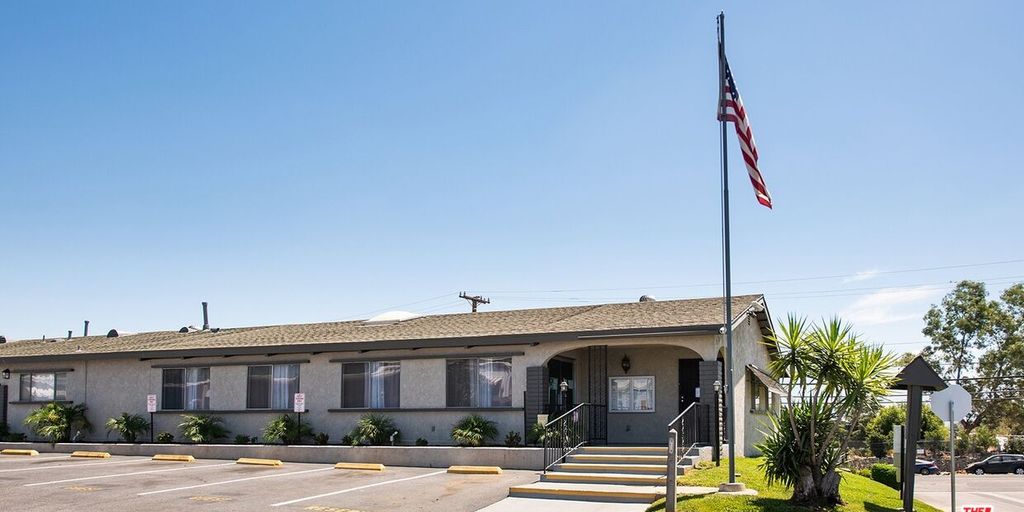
[473,258,1024,294]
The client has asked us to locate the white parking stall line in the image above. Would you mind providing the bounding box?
[0,454,70,463]
[0,458,151,473]
[137,467,334,496]
[24,462,235,486]
[270,470,447,507]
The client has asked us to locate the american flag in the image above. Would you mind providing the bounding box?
[718,55,772,209]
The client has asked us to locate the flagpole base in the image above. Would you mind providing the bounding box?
[718,482,756,495]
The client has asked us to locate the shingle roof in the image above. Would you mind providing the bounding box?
[0,295,765,361]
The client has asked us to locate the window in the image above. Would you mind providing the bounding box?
[609,376,655,413]
[18,372,67,401]
[161,368,210,410]
[749,371,769,413]
[340,361,400,408]
[247,364,299,409]
[446,358,512,408]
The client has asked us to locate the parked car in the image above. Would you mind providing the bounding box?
[915,460,940,475]
[965,454,1024,475]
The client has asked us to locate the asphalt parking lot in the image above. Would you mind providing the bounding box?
[916,473,1024,512]
[0,453,538,511]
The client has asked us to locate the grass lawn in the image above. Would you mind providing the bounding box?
[646,458,942,512]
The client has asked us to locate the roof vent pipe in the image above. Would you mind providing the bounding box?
[202,302,210,330]
[67,330,72,340]
[0,336,6,344]
[84,320,90,337]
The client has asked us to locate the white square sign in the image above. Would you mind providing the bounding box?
[293,393,305,413]
[146,394,158,413]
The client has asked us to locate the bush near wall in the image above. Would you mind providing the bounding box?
[870,463,899,490]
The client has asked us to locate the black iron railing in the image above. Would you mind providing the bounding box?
[667,402,711,466]
[542,402,605,472]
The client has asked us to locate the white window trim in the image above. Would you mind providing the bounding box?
[608,375,656,413]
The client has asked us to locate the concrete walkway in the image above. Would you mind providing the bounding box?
[476,496,649,512]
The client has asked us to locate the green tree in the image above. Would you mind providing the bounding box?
[758,316,897,506]
[922,280,995,383]
[105,413,149,443]
[865,406,948,458]
[262,414,313,445]
[24,403,92,444]
[923,281,1024,434]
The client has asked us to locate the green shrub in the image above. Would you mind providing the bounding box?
[24,403,92,444]
[451,414,498,447]
[504,430,522,447]
[178,414,230,444]
[1006,437,1024,454]
[870,463,899,490]
[0,422,9,440]
[695,461,715,470]
[156,431,175,443]
[105,413,149,443]
[415,437,428,446]
[350,414,400,446]
[262,414,313,445]
[525,422,548,445]
[234,434,252,445]
[313,432,330,445]
[856,468,872,478]
[341,434,355,446]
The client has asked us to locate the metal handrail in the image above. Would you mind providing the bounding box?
[543,402,601,472]
[667,402,697,429]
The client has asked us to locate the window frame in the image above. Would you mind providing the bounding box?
[608,375,656,413]
[246,363,300,410]
[18,372,68,402]
[339,360,401,409]
[445,357,513,409]
[160,367,211,411]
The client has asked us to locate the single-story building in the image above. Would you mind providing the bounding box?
[0,294,779,455]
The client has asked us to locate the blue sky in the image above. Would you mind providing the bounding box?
[2,1,1022,353]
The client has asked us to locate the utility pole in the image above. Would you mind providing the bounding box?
[459,292,490,313]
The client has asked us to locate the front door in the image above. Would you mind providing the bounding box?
[547,358,575,416]
[678,359,700,414]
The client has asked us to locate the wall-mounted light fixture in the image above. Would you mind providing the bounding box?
[559,379,569,394]
[1,369,10,380]
[621,355,631,374]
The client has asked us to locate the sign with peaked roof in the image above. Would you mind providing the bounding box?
[892,355,947,391]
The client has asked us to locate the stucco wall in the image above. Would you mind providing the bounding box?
[731,313,775,457]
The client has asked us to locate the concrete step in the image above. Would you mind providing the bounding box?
[577,446,666,455]
[567,453,668,464]
[508,482,665,503]
[542,472,667,486]
[554,462,667,475]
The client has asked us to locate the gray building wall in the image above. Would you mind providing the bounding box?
[2,321,775,454]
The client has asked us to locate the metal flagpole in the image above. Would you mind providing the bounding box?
[717,11,737,485]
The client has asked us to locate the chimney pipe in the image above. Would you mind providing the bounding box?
[67,330,72,340]
[84,320,90,337]
[202,302,210,330]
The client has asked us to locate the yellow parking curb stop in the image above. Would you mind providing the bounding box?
[152,454,196,462]
[1,449,40,456]
[447,465,502,474]
[70,451,111,458]
[334,462,385,471]
[236,457,283,467]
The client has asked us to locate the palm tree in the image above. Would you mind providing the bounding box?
[105,413,150,443]
[24,403,92,444]
[758,316,896,506]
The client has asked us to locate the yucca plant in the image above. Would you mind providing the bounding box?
[24,403,92,444]
[350,413,400,446]
[757,315,896,506]
[105,413,149,443]
[178,414,230,444]
[450,414,497,447]
[262,414,313,445]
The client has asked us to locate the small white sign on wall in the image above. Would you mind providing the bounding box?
[293,393,305,413]
[146,394,157,413]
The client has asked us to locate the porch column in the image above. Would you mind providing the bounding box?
[698,360,723,447]
[525,365,549,429]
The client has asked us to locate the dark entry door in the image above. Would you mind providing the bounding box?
[1,385,7,426]
[678,359,700,414]
[547,358,575,416]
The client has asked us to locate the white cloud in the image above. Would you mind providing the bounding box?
[840,286,942,326]
[843,269,881,283]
